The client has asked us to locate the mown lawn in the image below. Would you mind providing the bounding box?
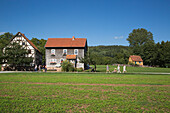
[0,73,170,112]
[89,65,170,73]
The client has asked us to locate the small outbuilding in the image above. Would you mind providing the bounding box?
[129,55,143,66]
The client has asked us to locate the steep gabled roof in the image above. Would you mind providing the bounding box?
[11,32,41,53]
[130,55,143,62]
[45,36,87,48]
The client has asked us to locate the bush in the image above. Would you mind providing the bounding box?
[68,66,75,72]
[165,63,170,68]
[76,68,83,72]
[62,60,75,72]
[129,62,135,65]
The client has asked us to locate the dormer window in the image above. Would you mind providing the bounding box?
[74,49,78,55]
[63,49,67,56]
[51,49,55,55]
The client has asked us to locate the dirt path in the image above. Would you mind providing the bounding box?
[1,82,170,87]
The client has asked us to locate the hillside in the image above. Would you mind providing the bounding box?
[88,45,133,65]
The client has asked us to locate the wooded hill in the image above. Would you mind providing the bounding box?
[88,45,133,65]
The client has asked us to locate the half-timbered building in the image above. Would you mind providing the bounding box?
[2,32,42,70]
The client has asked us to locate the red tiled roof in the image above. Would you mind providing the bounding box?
[11,32,41,53]
[45,37,87,47]
[66,55,77,59]
[130,55,143,62]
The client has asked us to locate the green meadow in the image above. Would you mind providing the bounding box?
[89,65,170,73]
[0,73,170,112]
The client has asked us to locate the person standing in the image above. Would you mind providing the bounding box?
[95,65,96,72]
[39,65,41,72]
[123,65,127,73]
[45,65,47,72]
[117,64,121,73]
[106,64,110,73]
[35,65,37,72]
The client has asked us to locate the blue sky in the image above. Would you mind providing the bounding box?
[0,0,170,46]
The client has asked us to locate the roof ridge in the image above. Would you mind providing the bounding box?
[45,37,87,48]
[11,32,41,53]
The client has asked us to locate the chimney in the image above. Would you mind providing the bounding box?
[72,36,75,40]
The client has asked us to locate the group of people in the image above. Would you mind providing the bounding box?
[35,65,47,72]
[106,64,127,73]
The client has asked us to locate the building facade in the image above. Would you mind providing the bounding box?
[45,36,87,71]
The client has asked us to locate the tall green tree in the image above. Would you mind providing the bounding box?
[155,41,170,67]
[80,49,97,66]
[142,41,156,66]
[2,42,33,70]
[0,32,13,63]
[127,28,154,47]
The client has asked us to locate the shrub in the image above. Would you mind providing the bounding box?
[68,66,75,72]
[62,60,75,72]
[129,62,135,65]
[76,68,83,72]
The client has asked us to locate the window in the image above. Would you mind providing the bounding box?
[51,49,55,55]
[60,58,64,63]
[74,49,78,55]
[50,59,56,63]
[28,50,31,54]
[63,49,67,55]
[139,61,141,63]
[22,42,25,45]
[54,59,57,62]
[135,61,136,64]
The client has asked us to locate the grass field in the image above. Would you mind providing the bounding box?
[88,65,170,73]
[0,73,170,112]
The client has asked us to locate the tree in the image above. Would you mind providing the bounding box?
[155,41,170,67]
[0,32,13,63]
[2,42,33,70]
[31,38,47,65]
[80,49,97,69]
[142,41,156,66]
[127,28,154,47]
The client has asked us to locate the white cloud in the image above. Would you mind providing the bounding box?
[114,36,124,39]
[0,32,6,35]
